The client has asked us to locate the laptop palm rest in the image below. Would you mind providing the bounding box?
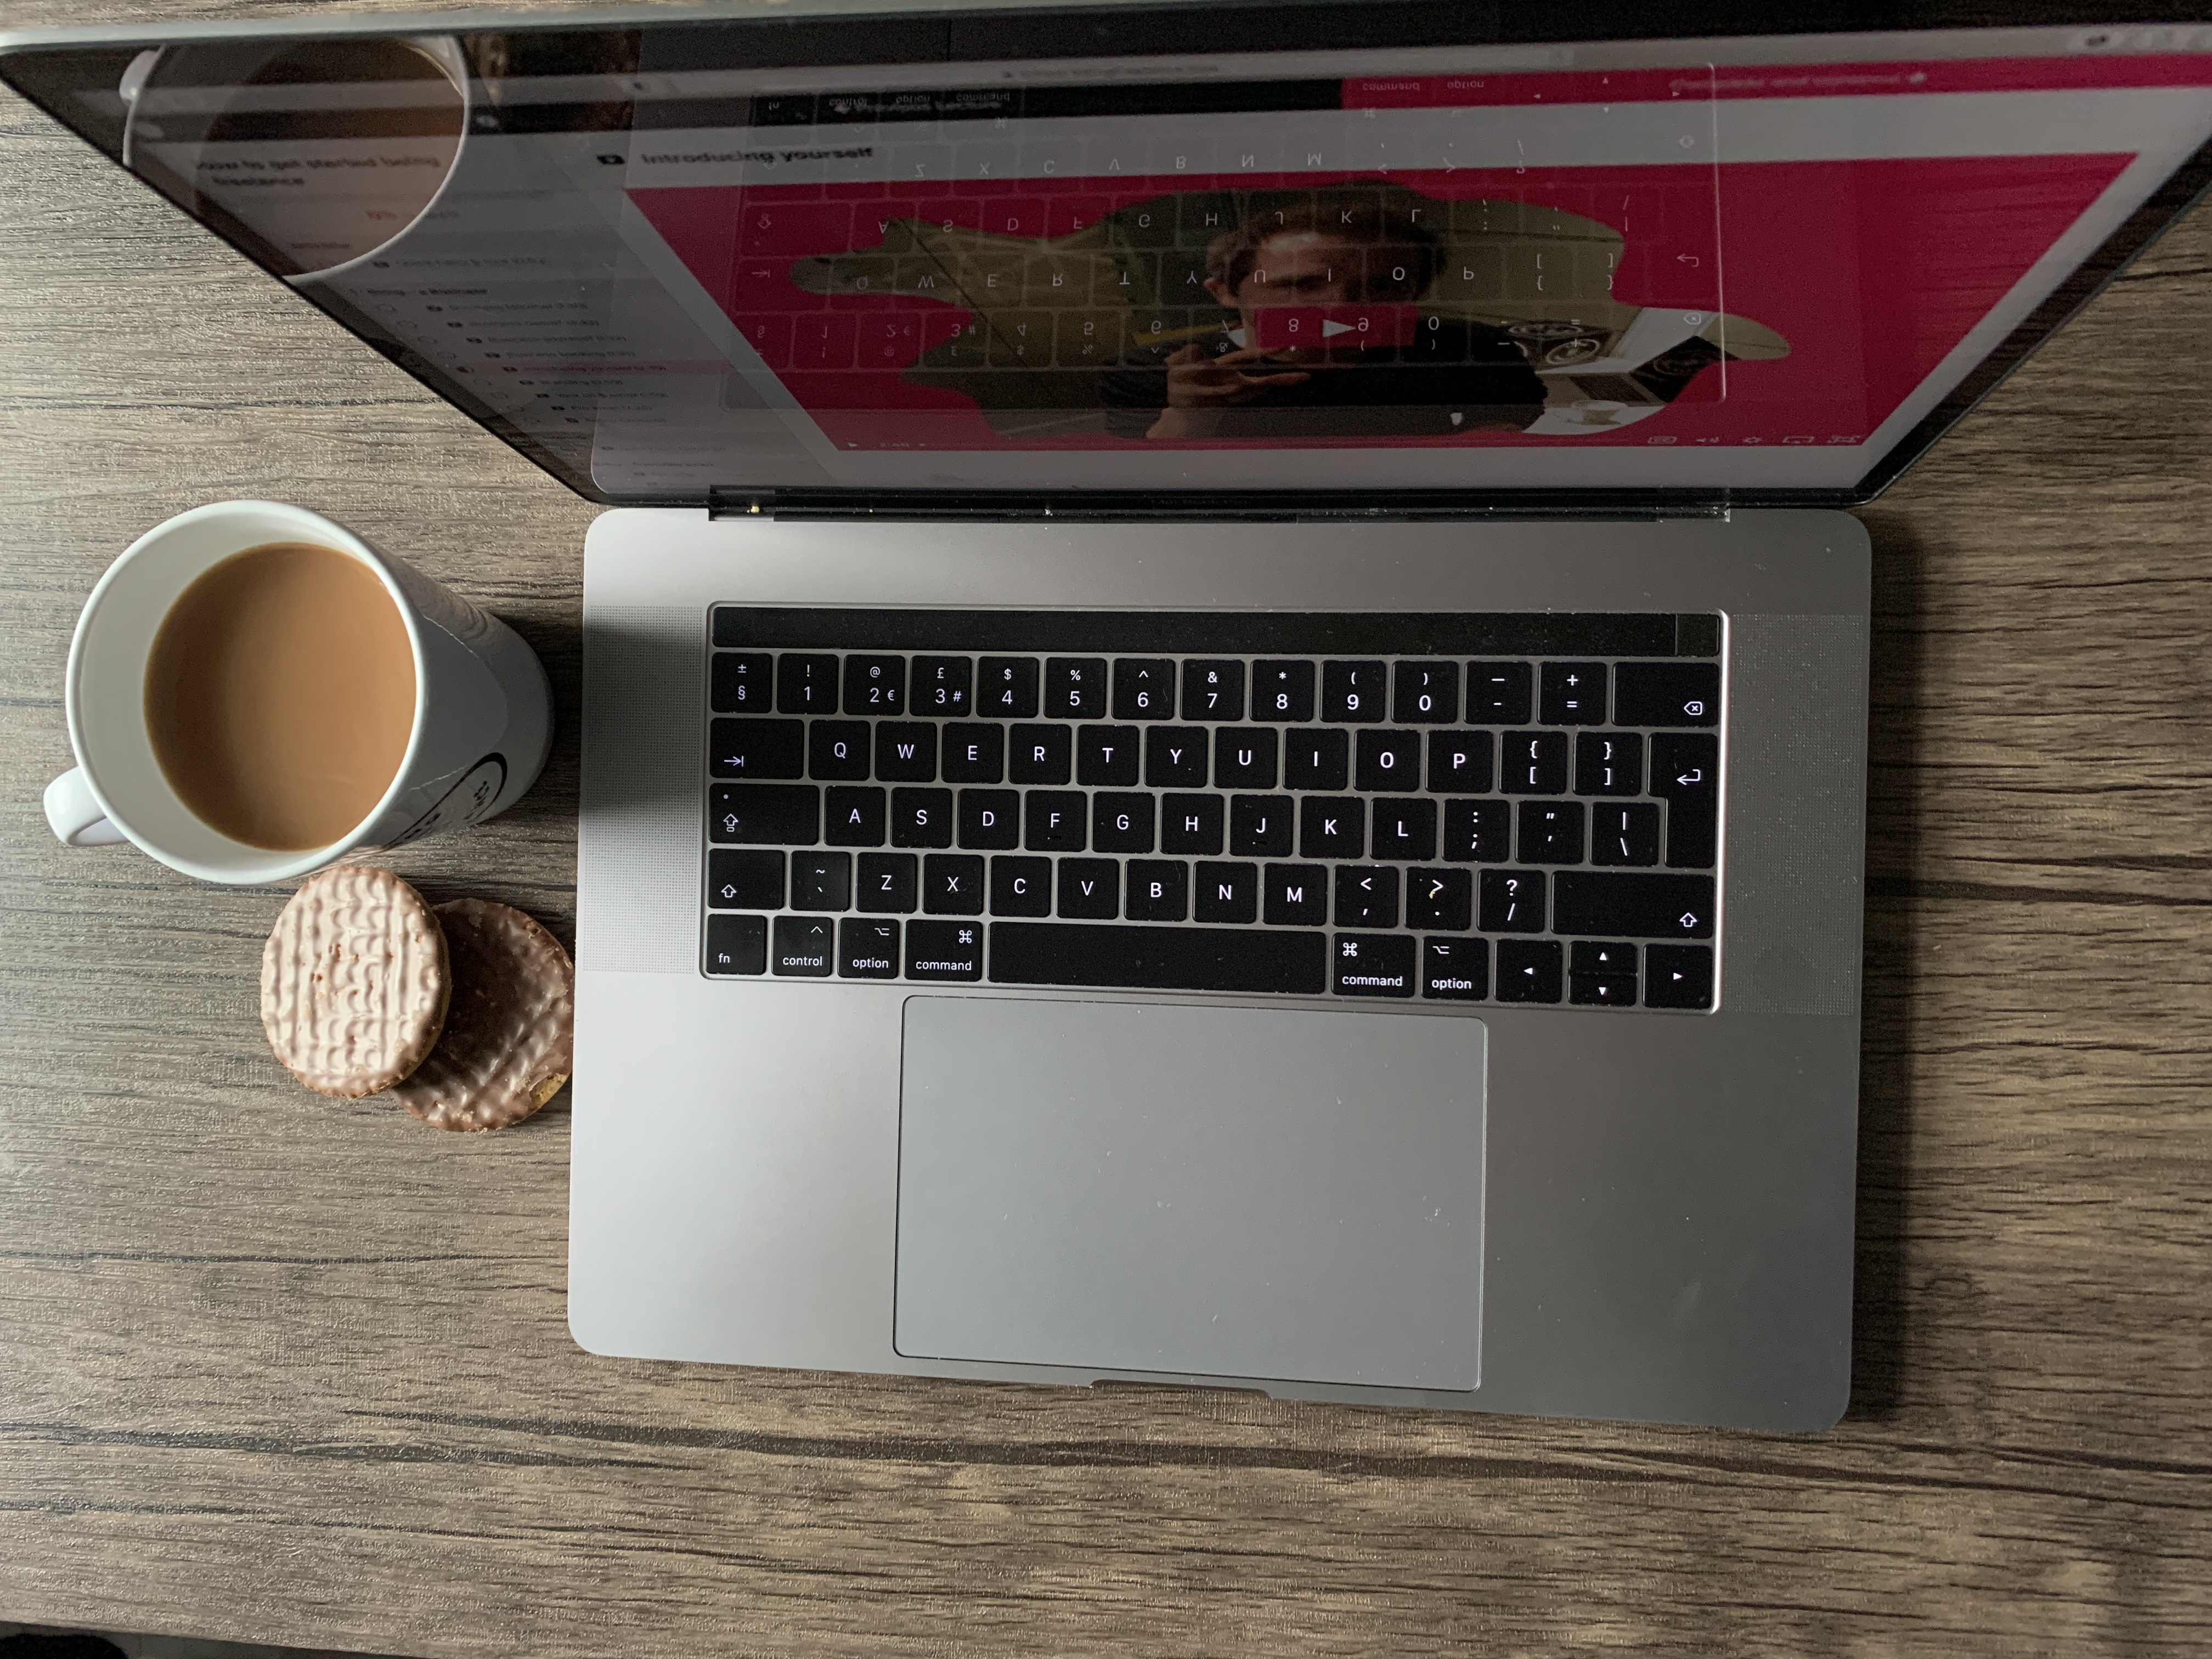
[894,997,1486,1391]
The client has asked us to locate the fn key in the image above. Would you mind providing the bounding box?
[704,913,766,976]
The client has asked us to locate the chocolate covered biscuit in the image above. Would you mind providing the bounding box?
[261,865,449,1097]
[390,898,573,1132]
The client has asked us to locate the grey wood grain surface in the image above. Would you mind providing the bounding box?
[3,5,2209,1655]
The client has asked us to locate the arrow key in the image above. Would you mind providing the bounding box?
[1644,944,1714,1010]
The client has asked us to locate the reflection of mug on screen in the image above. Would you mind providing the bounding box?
[120,36,466,281]
[1249,304,1426,352]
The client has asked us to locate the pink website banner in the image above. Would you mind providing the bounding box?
[624,55,2181,453]
[1344,52,2212,108]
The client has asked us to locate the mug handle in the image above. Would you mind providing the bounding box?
[44,767,130,847]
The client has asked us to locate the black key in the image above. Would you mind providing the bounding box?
[1479,868,1545,933]
[1499,731,1569,794]
[1540,662,1607,725]
[1372,798,1438,862]
[1182,659,1246,721]
[1393,661,1460,725]
[1615,662,1720,728]
[891,787,953,849]
[1193,861,1259,924]
[844,653,905,715]
[704,912,768,977]
[1333,933,1415,998]
[1024,791,1087,851]
[1126,860,1189,921]
[989,921,1325,995]
[957,789,1020,849]
[1575,732,1643,796]
[1571,974,1638,1007]
[1551,872,1714,939]
[1443,798,1512,863]
[1077,724,1141,786]
[1353,729,1423,792]
[1334,866,1400,928]
[709,783,817,845]
[1300,796,1364,860]
[1645,944,1716,1009]
[1284,728,1349,792]
[838,917,901,979]
[1422,936,1487,1000]
[1407,867,1472,931]
[1591,802,1661,866]
[1572,941,1638,975]
[1160,793,1225,855]
[1114,658,1176,720]
[825,785,887,847]
[789,850,851,911]
[809,720,871,780]
[1518,801,1585,865]
[1214,727,1278,789]
[1251,659,1316,722]
[707,848,784,911]
[991,856,1054,916]
[1465,661,1532,723]
[1264,863,1329,926]
[1230,795,1294,859]
[1045,656,1108,719]
[1651,733,1719,868]
[1322,659,1387,723]
[1057,857,1120,919]
[776,652,839,714]
[923,853,985,915]
[1496,939,1563,1003]
[711,651,774,713]
[710,718,805,780]
[978,657,1040,719]
[906,919,984,982]
[913,656,972,718]
[1145,727,1210,787]
[1427,730,1493,793]
[1092,792,1156,853]
[875,722,938,782]
[941,723,1005,783]
[771,915,834,977]
[1008,723,1073,785]
[857,852,917,913]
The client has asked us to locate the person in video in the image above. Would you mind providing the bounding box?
[1101,197,1548,439]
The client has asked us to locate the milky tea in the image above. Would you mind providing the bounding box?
[144,541,416,851]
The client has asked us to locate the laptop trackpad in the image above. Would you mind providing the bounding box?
[895,997,1486,1391]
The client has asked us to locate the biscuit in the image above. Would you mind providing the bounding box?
[390,898,573,1132]
[261,865,450,1098]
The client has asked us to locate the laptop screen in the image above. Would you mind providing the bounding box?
[8,6,2212,504]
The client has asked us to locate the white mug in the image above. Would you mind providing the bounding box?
[43,500,552,884]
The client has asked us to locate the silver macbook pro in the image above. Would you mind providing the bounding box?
[10,3,2210,1429]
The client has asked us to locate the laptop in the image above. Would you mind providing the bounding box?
[8,3,2209,1431]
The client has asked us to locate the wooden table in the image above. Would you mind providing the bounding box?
[3,7,2209,1653]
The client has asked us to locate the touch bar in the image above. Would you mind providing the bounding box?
[713,607,1700,657]
[989,923,1328,995]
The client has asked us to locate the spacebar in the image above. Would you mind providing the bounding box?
[989,923,1328,995]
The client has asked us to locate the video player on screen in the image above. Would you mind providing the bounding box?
[1101,195,1547,441]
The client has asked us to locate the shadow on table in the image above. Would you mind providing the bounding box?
[1843,511,1929,1421]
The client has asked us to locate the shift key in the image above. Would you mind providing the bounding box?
[1650,732,1718,867]
[1551,872,1714,939]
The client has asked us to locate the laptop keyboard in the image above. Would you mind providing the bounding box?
[702,608,1722,1011]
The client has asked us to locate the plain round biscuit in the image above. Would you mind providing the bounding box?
[390,898,574,1133]
[260,865,450,1098]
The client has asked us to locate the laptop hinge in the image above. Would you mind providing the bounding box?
[710,488,1731,523]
